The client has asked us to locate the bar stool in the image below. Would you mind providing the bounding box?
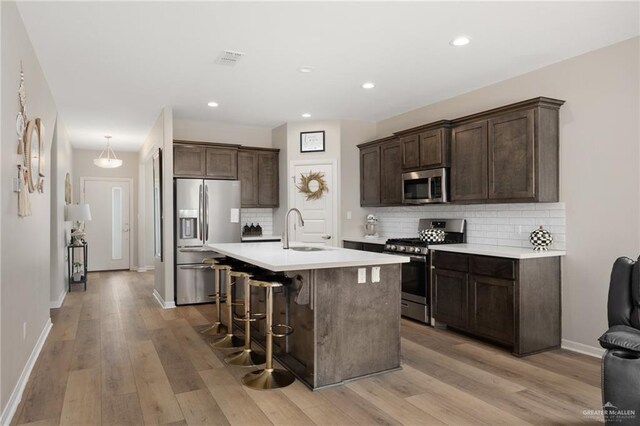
[210,259,245,350]
[199,258,227,336]
[242,274,295,390]
[224,266,267,367]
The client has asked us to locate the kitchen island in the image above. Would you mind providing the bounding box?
[208,242,409,389]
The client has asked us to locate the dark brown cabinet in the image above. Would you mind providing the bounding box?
[174,142,238,179]
[380,140,403,204]
[433,268,468,329]
[432,250,560,356]
[238,148,279,208]
[451,98,563,203]
[397,122,451,171]
[342,240,385,253]
[359,143,382,206]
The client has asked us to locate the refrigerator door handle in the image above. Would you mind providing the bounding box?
[198,184,203,240]
[204,184,210,242]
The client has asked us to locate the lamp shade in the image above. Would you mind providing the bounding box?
[65,204,92,222]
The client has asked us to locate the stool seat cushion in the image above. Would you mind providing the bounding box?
[250,274,292,285]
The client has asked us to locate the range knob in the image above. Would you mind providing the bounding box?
[390,245,397,250]
[398,246,406,252]
[414,247,422,253]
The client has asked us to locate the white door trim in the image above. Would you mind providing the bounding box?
[80,177,135,271]
[288,159,339,246]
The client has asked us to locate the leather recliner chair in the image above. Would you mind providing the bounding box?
[599,256,640,425]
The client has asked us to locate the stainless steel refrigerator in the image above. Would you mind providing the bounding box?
[175,178,241,305]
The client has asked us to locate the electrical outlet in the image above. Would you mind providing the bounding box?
[358,268,366,283]
[23,322,26,340]
[372,266,381,283]
[346,211,352,220]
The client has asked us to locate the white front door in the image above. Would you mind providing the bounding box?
[290,161,337,246]
[82,179,131,271]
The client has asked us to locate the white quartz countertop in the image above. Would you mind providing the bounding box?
[241,235,281,242]
[342,236,388,245]
[207,242,409,271]
[431,243,566,259]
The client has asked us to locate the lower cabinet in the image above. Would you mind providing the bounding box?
[432,251,560,356]
[342,241,385,253]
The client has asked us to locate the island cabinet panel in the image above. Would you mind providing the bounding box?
[205,147,238,179]
[380,140,403,205]
[433,268,468,329]
[468,274,515,345]
[174,144,206,177]
[488,109,535,200]
[432,250,561,356]
[237,148,279,208]
[451,121,489,202]
[359,144,381,206]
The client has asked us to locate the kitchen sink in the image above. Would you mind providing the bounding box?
[290,246,325,252]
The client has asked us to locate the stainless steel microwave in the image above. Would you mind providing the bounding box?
[402,168,449,204]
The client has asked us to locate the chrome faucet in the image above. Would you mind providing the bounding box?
[283,208,305,249]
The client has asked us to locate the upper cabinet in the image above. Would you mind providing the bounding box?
[451,98,563,203]
[238,148,279,208]
[174,141,238,179]
[174,141,280,207]
[358,136,403,207]
[396,121,452,171]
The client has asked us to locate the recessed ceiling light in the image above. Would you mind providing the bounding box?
[207,101,219,107]
[298,66,315,73]
[450,36,471,47]
[362,82,375,89]
[302,113,311,118]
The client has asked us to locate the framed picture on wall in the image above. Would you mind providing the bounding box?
[300,131,325,153]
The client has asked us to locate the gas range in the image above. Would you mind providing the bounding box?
[383,218,466,324]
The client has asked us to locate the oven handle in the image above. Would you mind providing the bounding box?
[383,252,427,263]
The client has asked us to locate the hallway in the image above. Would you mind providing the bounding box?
[12,271,602,425]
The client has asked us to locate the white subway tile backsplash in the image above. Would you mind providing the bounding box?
[370,202,565,250]
[240,208,274,235]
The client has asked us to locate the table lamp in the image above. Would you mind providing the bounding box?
[65,203,92,245]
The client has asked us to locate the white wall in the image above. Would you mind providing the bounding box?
[272,124,287,236]
[1,1,62,420]
[139,108,174,306]
[173,118,272,148]
[373,37,640,352]
[72,148,140,269]
[49,118,73,308]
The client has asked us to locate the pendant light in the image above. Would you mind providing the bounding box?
[94,135,123,168]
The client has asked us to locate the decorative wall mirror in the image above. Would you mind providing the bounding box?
[64,172,72,205]
[23,119,39,193]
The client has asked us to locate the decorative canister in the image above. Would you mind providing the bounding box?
[419,227,445,243]
[529,225,553,251]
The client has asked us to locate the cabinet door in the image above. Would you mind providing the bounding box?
[343,241,364,250]
[401,135,420,170]
[433,268,468,329]
[174,145,206,177]
[451,121,488,202]
[238,150,259,207]
[488,109,535,200]
[419,130,443,168]
[363,243,384,253]
[468,274,515,344]
[206,147,238,179]
[258,151,279,207]
[360,145,381,206]
[380,140,402,205]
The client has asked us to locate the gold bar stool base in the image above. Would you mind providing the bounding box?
[199,322,227,336]
[210,333,244,349]
[242,368,295,390]
[224,348,266,367]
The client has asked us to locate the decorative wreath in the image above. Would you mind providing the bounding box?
[296,171,329,201]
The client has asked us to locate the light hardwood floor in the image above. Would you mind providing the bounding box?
[12,271,603,425]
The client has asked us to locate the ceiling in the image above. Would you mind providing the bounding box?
[17,1,639,151]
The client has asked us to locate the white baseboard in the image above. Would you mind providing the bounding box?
[135,265,155,272]
[152,289,176,309]
[0,318,52,426]
[49,288,67,309]
[561,339,605,358]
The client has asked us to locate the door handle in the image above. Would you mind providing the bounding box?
[179,265,212,270]
[321,235,332,240]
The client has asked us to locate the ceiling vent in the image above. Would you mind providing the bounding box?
[214,50,245,67]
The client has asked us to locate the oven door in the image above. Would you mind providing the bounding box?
[400,254,428,304]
